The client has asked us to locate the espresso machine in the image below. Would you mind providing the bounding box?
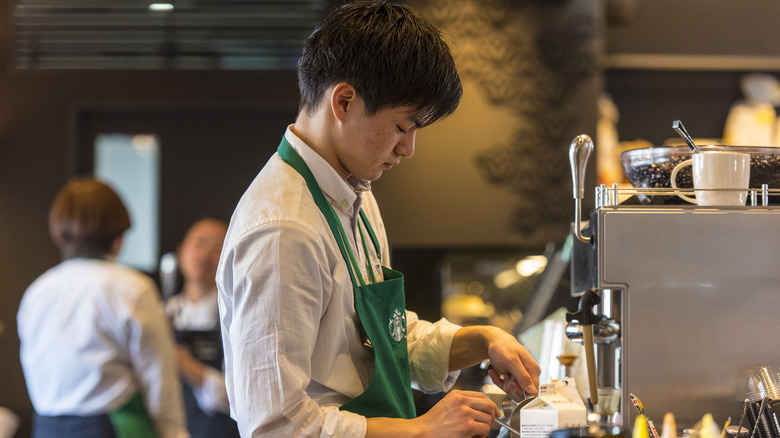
[564,135,780,429]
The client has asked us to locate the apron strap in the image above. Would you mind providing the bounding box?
[359,209,381,263]
[357,199,384,284]
[277,139,367,288]
[357,219,378,284]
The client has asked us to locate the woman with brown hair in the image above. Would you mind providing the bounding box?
[17,176,188,438]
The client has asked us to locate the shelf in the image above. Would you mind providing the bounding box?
[605,54,780,72]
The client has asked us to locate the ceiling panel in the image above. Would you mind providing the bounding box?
[13,0,328,70]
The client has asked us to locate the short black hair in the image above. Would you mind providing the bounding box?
[298,0,462,127]
[49,177,131,259]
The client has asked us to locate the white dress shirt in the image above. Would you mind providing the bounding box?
[166,292,231,415]
[18,258,189,438]
[216,127,461,437]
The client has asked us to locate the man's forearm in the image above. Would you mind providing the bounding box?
[366,417,424,438]
[447,325,493,372]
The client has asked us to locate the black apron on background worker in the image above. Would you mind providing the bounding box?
[173,321,240,438]
[278,138,416,419]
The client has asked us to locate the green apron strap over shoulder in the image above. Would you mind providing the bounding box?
[277,138,415,419]
[277,139,365,289]
[359,209,381,262]
[357,218,378,284]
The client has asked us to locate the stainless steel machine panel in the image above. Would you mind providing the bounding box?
[597,206,780,428]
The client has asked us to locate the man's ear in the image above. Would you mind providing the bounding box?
[330,82,357,124]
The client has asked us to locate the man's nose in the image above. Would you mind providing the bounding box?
[395,132,416,159]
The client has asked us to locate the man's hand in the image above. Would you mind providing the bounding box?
[449,325,541,397]
[415,390,500,437]
[366,390,500,438]
[366,325,540,437]
[484,327,540,400]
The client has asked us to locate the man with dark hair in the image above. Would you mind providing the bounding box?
[216,1,540,437]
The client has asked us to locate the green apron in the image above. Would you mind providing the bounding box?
[108,392,159,438]
[277,138,416,419]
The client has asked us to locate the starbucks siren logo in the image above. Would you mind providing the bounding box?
[388,308,406,342]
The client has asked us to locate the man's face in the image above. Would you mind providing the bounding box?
[335,97,419,182]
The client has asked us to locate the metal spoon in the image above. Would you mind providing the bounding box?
[672,120,701,153]
[495,417,523,437]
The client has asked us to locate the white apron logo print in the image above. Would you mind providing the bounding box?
[388,308,406,342]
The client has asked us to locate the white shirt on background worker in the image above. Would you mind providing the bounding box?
[216,126,461,437]
[18,258,188,438]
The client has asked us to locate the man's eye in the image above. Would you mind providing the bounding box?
[397,125,407,134]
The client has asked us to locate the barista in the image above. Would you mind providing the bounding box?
[166,218,239,438]
[216,1,541,437]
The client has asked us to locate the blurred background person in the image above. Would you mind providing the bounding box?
[17,176,188,438]
[165,218,238,438]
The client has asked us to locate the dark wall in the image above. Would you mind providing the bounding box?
[75,107,297,254]
[606,69,749,146]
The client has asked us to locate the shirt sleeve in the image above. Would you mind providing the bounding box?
[219,222,367,438]
[406,311,462,393]
[127,281,189,438]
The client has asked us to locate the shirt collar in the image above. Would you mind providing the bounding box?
[284,125,370,217]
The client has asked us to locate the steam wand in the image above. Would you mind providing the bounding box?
[566,289,600,405]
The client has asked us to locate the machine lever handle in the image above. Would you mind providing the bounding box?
[569,134,593,200]
[569,135,593,243]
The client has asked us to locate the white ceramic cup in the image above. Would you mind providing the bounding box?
[670,151,750,206]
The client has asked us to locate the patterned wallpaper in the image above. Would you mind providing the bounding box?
[410,0,603,245]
